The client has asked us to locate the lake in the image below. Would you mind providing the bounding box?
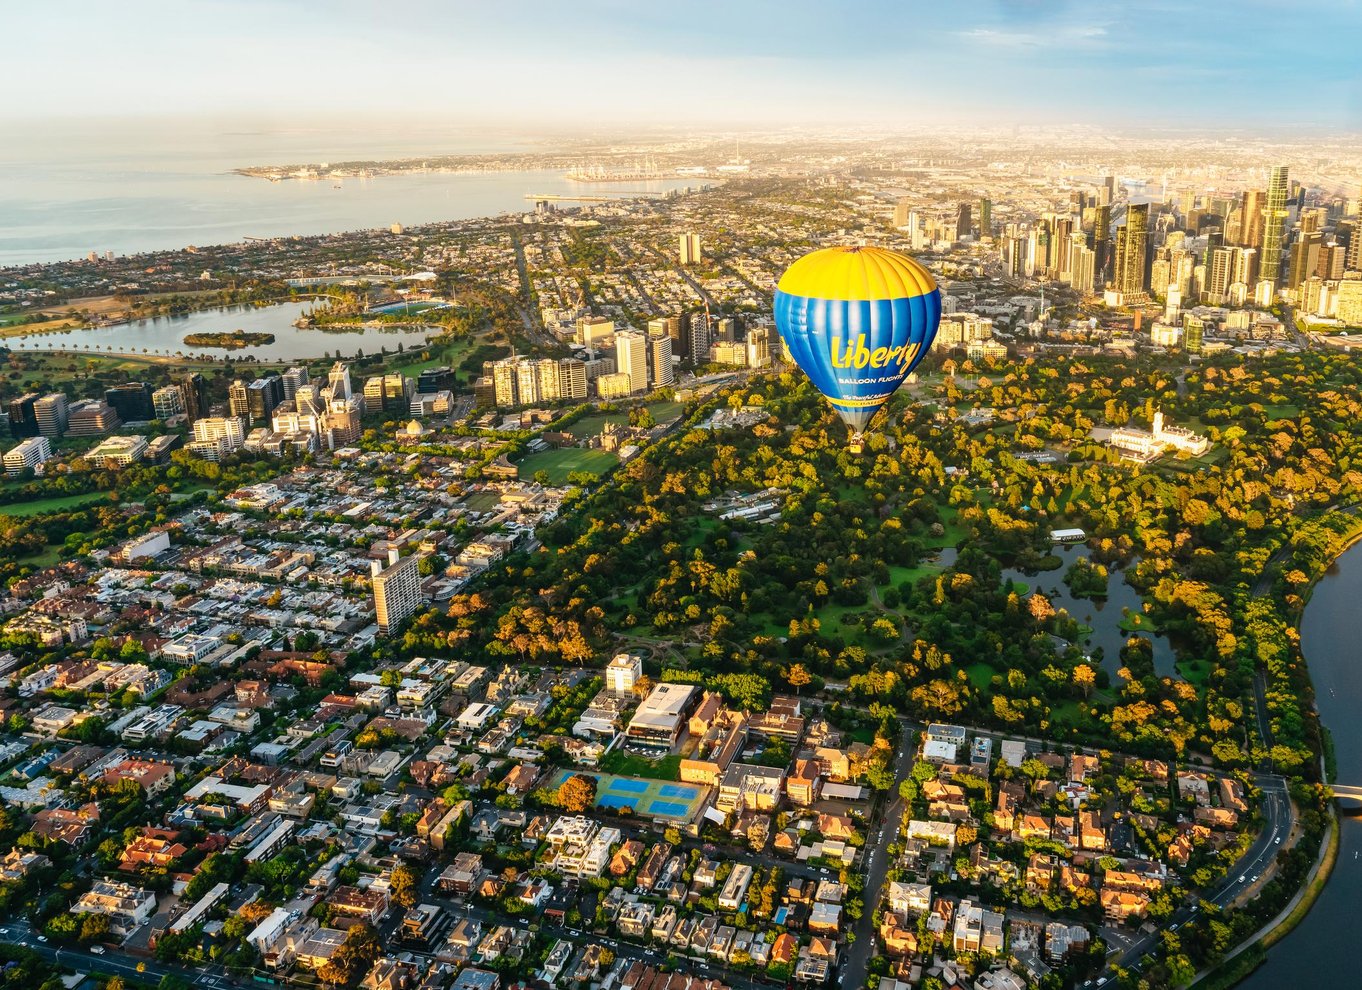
[5,302,434,362]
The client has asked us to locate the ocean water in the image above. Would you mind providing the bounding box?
[0,118,692,266]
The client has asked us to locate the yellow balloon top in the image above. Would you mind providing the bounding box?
[776,245,937,302]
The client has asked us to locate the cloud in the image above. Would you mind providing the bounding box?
[958,23,1109,50]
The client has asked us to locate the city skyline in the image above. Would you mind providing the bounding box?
[4,0,1362,129]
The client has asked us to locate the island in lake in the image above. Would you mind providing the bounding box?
[183,330,276,349]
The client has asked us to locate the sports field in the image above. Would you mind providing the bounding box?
[547,769,709,822]
[517,448,617,485]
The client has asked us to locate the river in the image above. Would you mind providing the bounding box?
[1237,540,1362,989]
[4,302,433,361]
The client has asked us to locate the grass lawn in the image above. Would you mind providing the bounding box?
[460,491,502,513]
[1177,657,1214,688]
[384,333,481,380]
[1118,611,1159,634]
[598,750,682,781]
[965,662,998,690]
[17,546,63,568]
[887,562,942,587]
[517,447,618,485]
[644,400,684,422]
[564,412,630,440]
[0,491,109,516]
[1263,404,1301,422]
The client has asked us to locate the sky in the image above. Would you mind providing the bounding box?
[4,0,1362,132]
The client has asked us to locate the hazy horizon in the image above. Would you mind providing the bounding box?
[5,0,1362,132]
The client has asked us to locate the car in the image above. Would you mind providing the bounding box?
[91,946,106,955]
[1238,875,1246,883]
[37,935,48,943]
[820,868,830,875]
[1252,874,1260,882]
[0,928,7,935]
[1275,837,1282,844]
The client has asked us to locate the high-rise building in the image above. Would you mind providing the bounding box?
[978,198,992,239]
[515,361,542,406]
[151,386,185,421]
[558,359,589,400]
[576,316,615,347]
[227,380,251,419]
[4,436,52,477]
[1240,190,1266,247]
[105,383,155,423]
[746,325,772,368]
[615,331,649,394]
[689,311,711,363]
[34,393,68,439]
[281,366,309,399]
[1318,243,1347,281]
[180,374,208,425]
[1206,246,1236,302]
[362,374,413,413]
[650,335,674,388]
[1288,231,1322,291]
[894,198,912,228]
[492,359,519,408]
[1093,205,1112,280]
[7,393,40,439]
[1114,203,1150,297]
[1260,165,1290,287]
[417,367,456,394]
[246,376,284,423]
[956,202,972,240]
[1070,237,1096,293]
[372,549,424,634]
[679,233,702,266]
[327,362,353,401]
[65,400,120,437]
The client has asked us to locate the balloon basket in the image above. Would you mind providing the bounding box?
[847,433,864,454]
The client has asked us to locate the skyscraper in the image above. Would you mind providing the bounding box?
[282,366,309,399]
[894,198,911,228]
[34,394,68,439]
[327,362,353,401]
[650,335,674,388]
[977,198,992,239]
[228,380,250,419]
[9,393,41,439]
[180,373,208,425]
[1260,165,1290,287]
[679,233,702,265]
[372,550,423,634]
[615,331,649,394]
[956,202,972,240]
[105,383,155,423]
[1240,190,1265,248]
[1115,203,1150,297]
[558,358,589,400]
[1288,231,1322,291]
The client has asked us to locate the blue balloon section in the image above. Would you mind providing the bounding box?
[773,287,942,432]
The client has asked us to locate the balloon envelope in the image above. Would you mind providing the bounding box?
[774,246,941,434]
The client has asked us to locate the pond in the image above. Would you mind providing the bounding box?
[6,302,436,361]
[933,542,1178,679]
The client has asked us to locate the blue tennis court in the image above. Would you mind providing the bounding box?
[546,770,710,823]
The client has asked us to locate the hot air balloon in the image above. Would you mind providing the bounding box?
[773,245,941,451]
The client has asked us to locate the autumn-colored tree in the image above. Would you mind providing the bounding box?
[1072,664,1097,698]
[558,773,597,813]
[784,663,812,695]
